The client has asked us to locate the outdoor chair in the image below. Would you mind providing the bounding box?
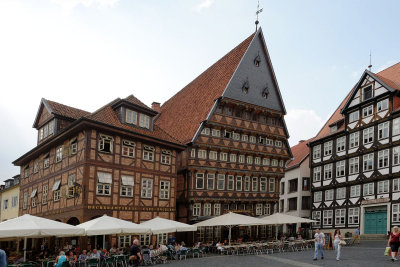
[103,257,114,267]
[141,249,153,266]
[178,249,189,260]
[114,255,126,267]
[191,248,201,258]
[86,258,99,267]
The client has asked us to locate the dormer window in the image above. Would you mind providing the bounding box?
[362,85,373,101]
[330,125,337,133]
[242,80,249,94]
[139,114,150,129]
[126,109,137,125]
[98,134,114,153]
[38,120,55,141]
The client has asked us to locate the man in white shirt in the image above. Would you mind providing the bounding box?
[313,228,325,260]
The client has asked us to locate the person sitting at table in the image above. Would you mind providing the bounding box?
[55,251,68,267]
[109,245,117,255]
[297,234,303,241]
[223,240,229,246]
[100,249,109,260]
[78,250,87,261]
[68,250,77,264]
[216,241,224,253]
[90,249,100,259]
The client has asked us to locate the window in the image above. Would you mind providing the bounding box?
[119,236,132,248]
[220,152,228,161]
[122,140,136,158]
[249,136,256,143]
[43,154,50,169]
[350,185,361,197]
[362,105,373,117]
[363,127,374,144]
[313,145,321,159]
[242,135,248,142]
[208,151,217,160]
[394,118,400,136]
[2,199,8,210]
[362,85,373,100]
[97,172,112,195]
[121,175,134,197]
[228,175,234,190]
[141,178,153,198]
[232,132,240,140]
[214,203,221,216]
[335,209,346,225]
[140,234,151,246]
[55,146,63,163]
[393,178,400,192]
[38,120,55,141]
[336,160,345,177]
[302,196,311,210]
[336,137,346,152]
[12,195,18,207]
[98,135,113,153]
[224,130,232,138]
[207,173,215,190]
[125,109,137,124]
[377,98,389,111]
[260,177,267,191]
[323,210,333,226]
[378,149,389,168]
[324,141,332,156]
[33,160,39,173]
[325,189,334,201]
[244,176,250,191]
[264,204,271,215]
[289,178,298,193]
[313,166,321,182]
[139,114,150,129]
[271,159,278,166]
[196,173,204,189]
[246,156,253,165]
[70,138,78,155]
[236,176,242,191]
[336,187,346,199]
[23,192,28,209]
[302,177,310,191]
[142,145,154,161]
[256,203,263,215]
[230,154,237,163]
[275,140,282,147]
[198,150,207,159]
[349,132,359,148]
[67,173,76,197]
[363,153,374,171]
[201,127,210,135]
[190,148,196,158]
[394,146,400,165]
[288,198,297,211]
[217,174,225,190]
[254,157,261,165]
[378,180,389,194]
[349,157,359,174]
[363,182,374,196]
[211,129,220,137]
[23,165,30,178]
[266,138,274,146]
[349,111,359,123]
[52,180,61,201]
[312,211,321,226]
[324,164,333,180]
[203,203,211,216]
[252,177,258,191]
[193,203,201,216]
[314,191,322,202]
[269,178,275,192]
[348,208,359,224]
[239,155,245,163]
[262,158,270,166]
[31,195,37,207]
[378,122,389,139]
[393,204,400,222]
[161,149,172,165]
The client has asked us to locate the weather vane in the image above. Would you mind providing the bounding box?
[255,0,263,31]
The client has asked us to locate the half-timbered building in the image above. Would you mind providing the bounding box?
[13,96,185,247]
[156,28,292,241]
[309,62,400,235]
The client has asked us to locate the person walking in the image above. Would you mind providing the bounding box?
[129,239,142,267]
[333,229,343,261]
[387,226,400,262]
[353,227,360,245]
[0,249,7,267]
[313,228,325,261]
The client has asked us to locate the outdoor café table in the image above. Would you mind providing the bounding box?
[343,238,352,246]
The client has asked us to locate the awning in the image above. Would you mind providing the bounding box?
[30,189,37,198]
[98,172,112,184]
[121,175,134,186]
[52,180,61,191]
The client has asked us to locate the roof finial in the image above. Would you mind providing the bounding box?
[255,0,263,32]
[368,50,372,71]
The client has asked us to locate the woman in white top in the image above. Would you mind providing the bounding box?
[333,229,343,261]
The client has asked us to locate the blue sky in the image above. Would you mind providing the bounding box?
[0,0,399,180]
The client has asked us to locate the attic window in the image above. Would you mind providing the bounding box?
[254,54,261,67]
[362,85,373,101]
[262,87,269,99]
[242,80,249,94]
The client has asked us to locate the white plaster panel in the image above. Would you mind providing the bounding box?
[348,122,357,129]
[393,192,400,201]
[312,182,321,188]
[336,177,346,184]
[323,180,332,186]
[355,89,361,96]
[313,158,321,163]
[364,171,373,178]
[350,197,359,204]
[377,194,389,199]
[377,111,388,118]
[313,202,320,208]
[364,196,376,200]
[379,138,389,145]
[393,166,400,173]
[348,174,358,181]
[394,135,400,142]
[337,151,346,157]
[362,116,373,124]
[375,87,387,96]
[325,201,333,207]
[323,155,332,161]
[348,148,358,154]
[336,199,345,206]
[349,98,359,107]
[379,168,390,175]
[364,143,372,149]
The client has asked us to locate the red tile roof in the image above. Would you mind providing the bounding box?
[286,138,313,169]
[124,95,156,113]
[45,99,90,120]
[377,62,400,90]
[155,33,255,144]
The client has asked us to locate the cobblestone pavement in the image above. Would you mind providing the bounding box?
[167,240,397,267]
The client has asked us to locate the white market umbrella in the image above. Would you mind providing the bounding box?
[193,212,269,245]
[140,216,197,234]
[0,214,85,261]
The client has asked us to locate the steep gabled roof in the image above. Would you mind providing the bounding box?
[124,95,156,114]
[286,138,313,170]
[155,32,256,144]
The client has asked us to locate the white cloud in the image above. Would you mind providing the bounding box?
[50,0,119,11]
[193,0,214,13]
[376,60,397,73]
[285,109,324,147]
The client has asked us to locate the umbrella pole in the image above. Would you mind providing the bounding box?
[23,237,27,262]
[103,235,106,249]
[228,226,231,246]
[275,225,278,240]
[16,238,20,254]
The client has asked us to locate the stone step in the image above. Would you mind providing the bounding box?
[360,234,387,240]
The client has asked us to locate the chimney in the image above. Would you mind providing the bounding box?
[152,102,161,113]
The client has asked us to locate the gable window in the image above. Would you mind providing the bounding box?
[52,180,61,202]
[98,134,113,153]
[269,178,275,192]
[378,122,389,139]
[193,203,201,216]
[207,173,215,190]
[161,149,172,165]
[325,189,334,201]
[266,138,274,146]
[363,182,374,196]
[227,175,234,190]
[252,177,258,191]
[198,150,207,159]
[314,191,322,202]
[363,127,374,144]
[236,176,243,191]
[362,85,373,101]
[336,187,346,199]
[211,129,220,137]
[230,154,237,162]
[70,138,78,155]
[142,145,155,161]
[323,210,333,226]
[335,209,346,225]
[394,146,400,165]
[336,137,346,152]
[139,114,150,129]
[350,185,361,197]
[43,153,50,169]
[378,180,389,194]
[209,151,217,160]
[160,180,170,199]
[122,140,136,158]
[313,166,321,182]
[97,172,112,195]
[349,111,359,123]
[125,109,137,124]
[349,132,359,148]
[217,174,225,190]
[378,149,389,168]
[42,185,48,204]
[141,178,153,198]
[313,145,321,159]
[349,157,359,174]
[201,127,210,135]
[336,160,345,177]
[33,160,39,174]
[121,175,134,197]
[324,141,332,156]
[394,118,400,136]
[196,173,204,189]
[55,146,63,163]
[377,98,389,112]
[363,153,374,171]
[190,149,196,158]
[38,120,55,141]
[324,164,333,180]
